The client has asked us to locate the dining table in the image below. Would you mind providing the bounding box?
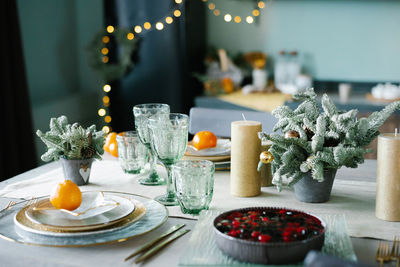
[0,155,395,266]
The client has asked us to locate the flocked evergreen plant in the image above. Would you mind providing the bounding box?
[36,115,105,162]
[258,88,400,191]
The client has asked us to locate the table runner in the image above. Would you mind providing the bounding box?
[0,158,398,240]
[179,211,356,266]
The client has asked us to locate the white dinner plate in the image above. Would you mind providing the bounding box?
[186,139,231,156]
[24,191,135,230]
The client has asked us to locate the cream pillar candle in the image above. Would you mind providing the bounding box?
[376,133,400,221]
[231,120,261,197]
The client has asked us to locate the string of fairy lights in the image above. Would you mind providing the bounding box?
[98,0,185,133]
[202,0,267,24]
[98,0,267,133]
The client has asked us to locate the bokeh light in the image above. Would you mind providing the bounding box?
[144,22,151,30]
[246,16,254,24]
[224,14,232,22]
[127,33,134,40]
[98,108,106,116]
[156,22,164,30]
[174,10,181,17]
[106,25,114,33]
[134,26,142,33]
[103,84,111,92]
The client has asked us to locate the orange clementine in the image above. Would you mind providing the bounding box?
[109,142,118,157]
[50,180,82,211]
[103,132,117,153]
[193,131,218,150]
[221,77,234,94]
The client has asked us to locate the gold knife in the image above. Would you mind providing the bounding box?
[124,224,185,261]
[134,229,190,263]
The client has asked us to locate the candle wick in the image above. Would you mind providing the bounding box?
[242,113,247,121]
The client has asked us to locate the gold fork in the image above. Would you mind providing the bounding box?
[377,242,390,267]
[24,197,38,207]
[391,236,400,267]
[3,201,17,211]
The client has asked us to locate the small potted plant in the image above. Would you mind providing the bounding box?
[258,88,400,203]
[36,115,105,185]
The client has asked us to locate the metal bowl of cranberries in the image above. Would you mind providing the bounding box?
[213,207,326,265]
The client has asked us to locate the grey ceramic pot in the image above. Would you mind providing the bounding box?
[293,169,337,203]
[60,157,94,185]
[213,207,326,265]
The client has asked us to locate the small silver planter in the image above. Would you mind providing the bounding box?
[294,169,337,203]
[59,157,94,185]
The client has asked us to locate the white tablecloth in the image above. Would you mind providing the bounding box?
[1,158,398,240]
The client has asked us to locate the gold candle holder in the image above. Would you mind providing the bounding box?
[376,133,400,221]
[260,141,273,187]
[230,120,261,197]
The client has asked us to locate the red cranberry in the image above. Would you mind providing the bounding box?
[258,234,272,243]
[282,231,291,237]
[249,214,258,220]
[251,231,260,238]
[262,217,269,222]
[232,220,240,228]
[285,226,295,232]
[283,236,291,242]
[232,212,243,218]
[296,227,307,235]
[228,230,237,237]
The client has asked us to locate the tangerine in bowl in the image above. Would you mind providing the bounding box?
[50,180,82,211]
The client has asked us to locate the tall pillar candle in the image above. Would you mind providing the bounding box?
[231,121,261,197]
[376,133,400,221]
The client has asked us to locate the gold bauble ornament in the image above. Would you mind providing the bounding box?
[285,130,300,139]
[306,155,314,168]
[260,151,274,164]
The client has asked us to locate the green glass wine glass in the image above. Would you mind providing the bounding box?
[133,103,170,185]
[148,113,189,206]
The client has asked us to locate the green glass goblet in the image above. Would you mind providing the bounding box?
[133,103,170,186]
[148,113,189,206]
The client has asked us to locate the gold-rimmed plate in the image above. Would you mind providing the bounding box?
[23,191,135,231]
[0,192,168,247]
[14,199,146,237]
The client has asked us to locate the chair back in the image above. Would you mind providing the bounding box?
[189,107,278,137]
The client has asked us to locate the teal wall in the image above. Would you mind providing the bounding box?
[17,0,104,163]
[207,0,400,82]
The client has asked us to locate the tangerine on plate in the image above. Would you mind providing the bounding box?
[50,180,82,211]
[193,131,218,150]
[103,132,117,153]
[109,142,118,157]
